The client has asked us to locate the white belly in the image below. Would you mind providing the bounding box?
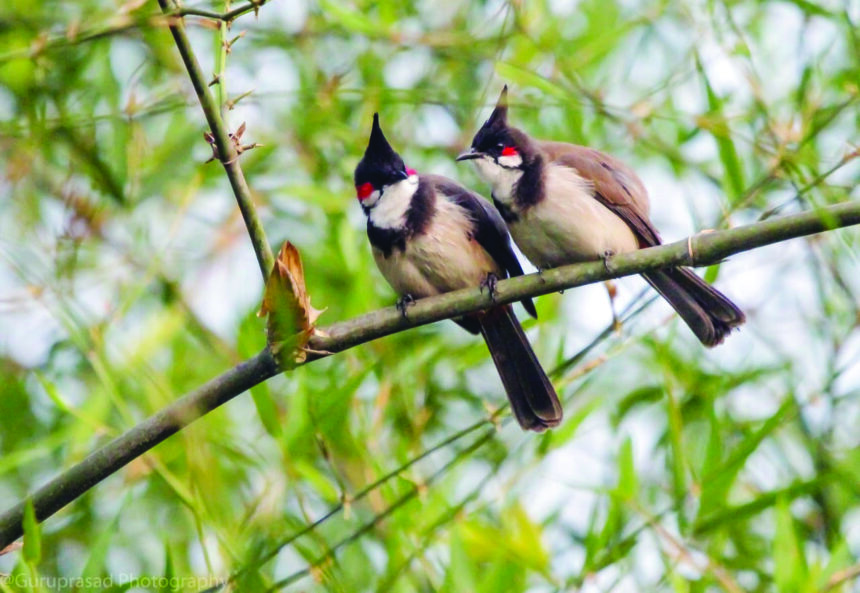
[373,201,500,297]
[510,167,639,268]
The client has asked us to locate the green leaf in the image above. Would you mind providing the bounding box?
[665,386,688,527]
[22,499,40,565]
[696,397,794,529]
[612,385,663,425]
[444,531,478,592]
[616,437,638,500]
[81,514,119,586]
[774,497,807,592]
[161,542,178,593]
[250,383,283,439]
[318,0,378,34]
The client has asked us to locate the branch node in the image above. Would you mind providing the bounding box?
[203,122,259,163]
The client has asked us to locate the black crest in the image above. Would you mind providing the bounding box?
[487,85,509,126]
[354,114,408,189]
[469,86,516,155]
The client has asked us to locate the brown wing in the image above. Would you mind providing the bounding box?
[538,141,661,247]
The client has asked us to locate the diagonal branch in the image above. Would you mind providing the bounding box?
[0,200,858,547]
[176,0,269,23]
[307,201,860,355]
[157,0,274,279]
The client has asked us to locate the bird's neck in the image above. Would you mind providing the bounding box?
[476,154,544,222]
[368,174,420,230]
[366,175,435,256]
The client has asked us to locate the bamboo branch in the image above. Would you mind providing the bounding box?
[157,0,274,279]
[0,200,858,547]
[177,0,269,23]
[307,201,860,355]
[0,350,278,547]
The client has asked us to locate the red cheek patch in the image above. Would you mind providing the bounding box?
[356,182,374,200]
[501,146,518,157]
[406,168,417,176]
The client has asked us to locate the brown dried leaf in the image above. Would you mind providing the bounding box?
[259,242,325,367]
[0,541,22,556]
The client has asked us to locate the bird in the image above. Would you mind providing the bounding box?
[353,113,562,431]
[456,86,745,347]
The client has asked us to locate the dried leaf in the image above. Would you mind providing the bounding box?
[259,242,326,367]
[0,541,22,556]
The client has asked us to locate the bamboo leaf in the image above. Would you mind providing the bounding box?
[22,500,40,565]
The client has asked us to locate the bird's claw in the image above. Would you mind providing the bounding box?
[396,294,415,318]
[601,249,616,274]
[480,273,499,302]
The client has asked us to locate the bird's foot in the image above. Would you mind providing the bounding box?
[601,249,616,274]
[480,273,499,303]
[396,294,415,318]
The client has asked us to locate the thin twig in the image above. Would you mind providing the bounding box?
[213,1,230,113]
[157,0,274,279]
[822,563,860,592]
[178,0,269,23]
[210,415,501,590]
[265,428,497,592]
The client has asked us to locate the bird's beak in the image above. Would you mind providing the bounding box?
[456,149,481,162]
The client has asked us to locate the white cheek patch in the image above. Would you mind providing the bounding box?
[472,155,522,204]
[361,190,382,208]
[498,153,523,168]
[368,176,419,229]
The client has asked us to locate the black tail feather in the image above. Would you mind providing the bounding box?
[643,268,745,347]
[478,306,562,431]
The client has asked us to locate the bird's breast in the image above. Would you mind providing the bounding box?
[373,200,501,298]
[510,165,639,268]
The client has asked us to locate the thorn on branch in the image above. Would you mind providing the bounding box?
[225,88,254,110]
[203,122,261,164]
[226,30,246,53]
[208,74,221,87]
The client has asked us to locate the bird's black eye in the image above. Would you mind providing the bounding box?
[496,143,505,150]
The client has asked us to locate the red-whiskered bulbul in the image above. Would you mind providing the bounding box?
[354,114,562,431]
[457,87,745,346]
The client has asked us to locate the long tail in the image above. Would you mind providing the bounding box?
[478,306,562,431]
[643,267,745,347]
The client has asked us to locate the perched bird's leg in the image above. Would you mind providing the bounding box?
[396,294,415,318]
[480,273,500,303]
[601,249,616,274]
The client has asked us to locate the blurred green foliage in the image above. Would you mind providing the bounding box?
[1,0,858,591]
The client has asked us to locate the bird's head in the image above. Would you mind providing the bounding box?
[456,85,534,175]
[354,114,417,211]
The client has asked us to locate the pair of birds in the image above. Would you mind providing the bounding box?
[353,87,745,432]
